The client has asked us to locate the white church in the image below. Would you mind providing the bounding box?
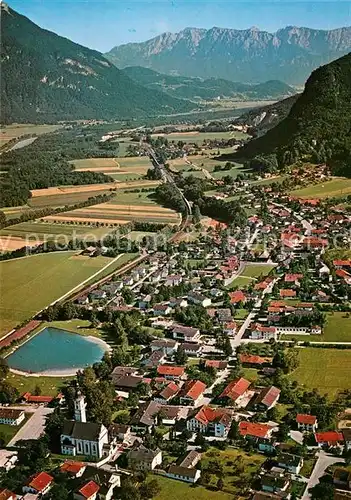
[60,392,111,459]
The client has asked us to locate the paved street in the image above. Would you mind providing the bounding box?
[302,450,344,499]
[8,406,54,446]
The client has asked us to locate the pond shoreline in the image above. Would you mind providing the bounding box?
[7,329,111,377]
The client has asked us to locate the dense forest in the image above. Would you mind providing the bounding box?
[1,4,194,123]
[0,127,116,207]
[239,53,351,176]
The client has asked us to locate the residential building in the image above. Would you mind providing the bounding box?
[203,359,227,370]
[150,339,178,356]
[108,424,131,443]
[0,450,17,472]
[229,290,247,304]
[250,324,277,341]
[130,401,188,433]
[181,342,202,356]
[127,445,162,471]
[154,382,180,404]
[0,408,25,426]
[60,461,86,478]
[187,406,232,438]
[153,304,172,316]
[171,325,201,343]
[73,480,100,500]
[0,489,16,500]
[239,421,273,440]
[277,453,304,474]
[315,431,344,448]
[219,378,251,404]
[166,465,201,484]
[342,428,351,451]
[252,386,281,411]
[296,414,318,433]
[157,365,185,380]
[187,292,211,307]
[333,468,351,490]
[179,380,206,406]
[22,472,54,496]
[261,472,290,495]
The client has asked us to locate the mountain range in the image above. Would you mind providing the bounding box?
[0,4,194,123]
[106,26,351,85]
[238,52,351,175]
[122,66,295,101]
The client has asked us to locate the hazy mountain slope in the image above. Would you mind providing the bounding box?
[239,53,351,174]
[122,66,295,101]
[106,26,351,84]
[0,4,194,123]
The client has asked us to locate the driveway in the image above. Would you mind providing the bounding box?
[302,450,344,499]
[7,406,53,446]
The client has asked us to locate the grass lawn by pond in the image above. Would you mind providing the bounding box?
[0,413,33,445]
[280,312,351,343]
[288,347,351,399]
[6,371,74,396]
[152,476,232,500]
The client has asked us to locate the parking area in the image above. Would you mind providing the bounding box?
[7,406,54,446]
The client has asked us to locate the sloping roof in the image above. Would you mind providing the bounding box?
[0,408,24,420]
[60,461,86,475]
[204,360,227,370]
[229,290,246,304]
[157,365,185,377]
[193,406,231,427]
[296,414,317,425]
[220,378,250,401]
[158,381,180,400]
[315,431,344,444]
[239,354,272,365]
[0,489,16,500]
[62,420,103,441]
[128,444,161,463]
[239,421,272,439]
[168,465,198,478]
[254,386,280,407]
[27,472,53,492]
[78,480,100,499]
[179,380,206,401]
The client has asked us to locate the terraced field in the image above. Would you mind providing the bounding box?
[71,156,152,182]
[41,199,181,226]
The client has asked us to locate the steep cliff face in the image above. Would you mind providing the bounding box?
[106,26,351,84]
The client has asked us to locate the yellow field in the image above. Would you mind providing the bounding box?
[41,200,181,226]
[290,178,351,199]
[0,124,62,146]
[30,180,160,198]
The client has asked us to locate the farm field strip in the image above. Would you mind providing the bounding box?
[30,180,160,198]
[0,124,62,145]
[151,131,248,143]
[290,177,351,199]
[73,204,177,214]
[0,252,125,337]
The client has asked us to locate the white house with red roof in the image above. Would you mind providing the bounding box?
[250,323,277,341]
[296,414,318,433]
[22,472,54,496]
[179,380,206,406]
[239,421,273,440]
[186,406,233,438]
[315,431,344,448]
[219,378,251,404]
[74,480,100,500]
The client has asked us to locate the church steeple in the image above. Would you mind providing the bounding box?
[74,391,87,422]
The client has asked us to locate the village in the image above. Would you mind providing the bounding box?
[1,175,350,500]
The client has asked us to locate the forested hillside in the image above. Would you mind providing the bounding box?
[0,4,194,123]
[239,53,351,175]
[122,66,295,101]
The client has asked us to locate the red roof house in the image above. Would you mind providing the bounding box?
[296,414,317,425]
[280,289,296,298]
[0,489,16,500]
[220,378,250,402]
[253,386,281,410]
[179,380,206,405]
[60,461,86,477]
[239,421,273,439]
[76,480,100,500]
[157,365,185,379]
[229,290,247,304]
[315,431,344,447]
[23,472,54,496]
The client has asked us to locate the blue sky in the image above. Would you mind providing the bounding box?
[9,0,351,52]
